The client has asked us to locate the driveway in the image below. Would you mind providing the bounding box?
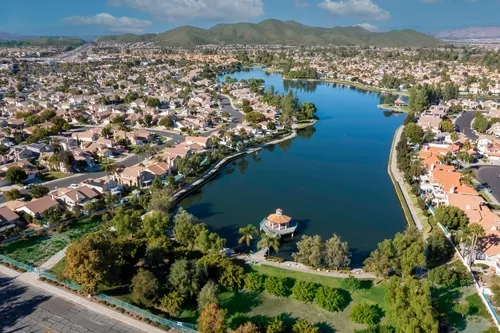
[0,274,144,333]
[455,111,479,140]
[474,166,500,202]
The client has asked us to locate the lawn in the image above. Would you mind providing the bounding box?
[40,171,71,182]
[49,257,66,276]
[175,264,386,332]
[1,215,101,266]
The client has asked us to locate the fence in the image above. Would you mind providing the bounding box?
[0,254,197,333]
[426,212,500,330]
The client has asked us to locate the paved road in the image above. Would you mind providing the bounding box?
[455,111,479,140]
[0,274,144,333]
[474,166,500,203]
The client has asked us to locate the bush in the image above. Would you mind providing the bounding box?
[428,262,472,288]
[292,319,319,333]
[266,256,285,263]
[244,273,266,292]
[350,302,382,325]
[314,286,346,312]
[342,275,361,292]
[264,276,289,297]
[292,281,318,303]
[266,315,285,333]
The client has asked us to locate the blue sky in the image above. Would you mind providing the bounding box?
[1,0,499,36]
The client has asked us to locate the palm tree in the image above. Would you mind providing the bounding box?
[257,233,280,255]
[466,222,485,265]
[238,224,257,248]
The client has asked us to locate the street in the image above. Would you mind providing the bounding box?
[0,274,145,333]
[474,166,500,203]
[455,111,479,140]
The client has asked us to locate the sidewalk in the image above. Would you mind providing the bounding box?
[0,265,170,333]
[40,246,67,270]
[389,126,424,231]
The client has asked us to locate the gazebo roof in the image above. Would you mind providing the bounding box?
[266,208,291,224]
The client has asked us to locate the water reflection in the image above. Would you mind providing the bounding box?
[237,158,250,175]
[297,126,317,140]
[278,139,293,152]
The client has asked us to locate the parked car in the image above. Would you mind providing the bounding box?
[69,184,78,189]
[23,184,34,189]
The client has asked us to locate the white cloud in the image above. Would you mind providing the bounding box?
[355,23,379,31]
[108,0,264,22]
[294,0,310,7]
[318,0,391,21]
[62,13,151,33]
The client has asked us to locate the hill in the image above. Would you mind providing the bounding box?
[434,26,500,40]
[0,37,86,48]
[97,19,442,47]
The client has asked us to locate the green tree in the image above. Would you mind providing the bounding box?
[264,276,289,297]
[245,111,266,124]
[257,233,280,255]
[472,114,489,133]
[363,238,394,279]
[350,303,382,325]
[323,233,351,270]
[244,272,266,292]
[404,123,424,145]
[174,207,206,250]
[392,228,426,276]
[198,303,226,333]
[292,235,322,268]
[30,185,49,198]
[130,269,159,307]
[5,166,27,184]
[314,286,346,312]
[151,175,163,191]
[160,291,185,316]
[299,102,317,119]
[159,115,174,128]
[266,316,285,333]
[5,188,21,201]
[439,120,455,133]
[194,229,226,253]
[101,125,113,138]
[169,259,206,298]
[148,188,172,212]
[434,205,469,230]
[291,281,318,303]
[197,280,219,312]
[427,231,454,264]
[342,275,361,292]
[110,207,142,237]
[385,276,439,333]
[292,319,319,333]
[238,224,257,248]
[142,211,170,240]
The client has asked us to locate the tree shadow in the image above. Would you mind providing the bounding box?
[337,288,352,311]
[184,202,222,220]
[212,224,240,248]
[220,291,262,316]
[431,286,466,331]
[359,279,373,290]
[317,321,336,333]
[227,313,273,330]
[349,248,371,269]
[0,276,51,331]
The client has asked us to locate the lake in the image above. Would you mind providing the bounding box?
[180,68,407,266]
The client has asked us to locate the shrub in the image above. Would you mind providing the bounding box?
[314,286,346,312]
[350,302,382,325]
[244,273,266,292]
[292,281,318,303]
[342,276,361,292]
[266,256,285,263]
[264,276,289,297]
[266,316,285,333]
[292,319,319,333]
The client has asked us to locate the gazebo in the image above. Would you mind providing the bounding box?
[260,208,298,238]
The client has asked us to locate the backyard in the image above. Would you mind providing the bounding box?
[0,215,102,266]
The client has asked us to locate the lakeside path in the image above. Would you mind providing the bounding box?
[389,126,423,231]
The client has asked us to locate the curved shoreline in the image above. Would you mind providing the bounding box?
[171,126,307,205]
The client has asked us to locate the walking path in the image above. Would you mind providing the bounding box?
[389,126,424,231]
[239,249,376,279]
[0,265,171,333]
[40,246,68,270]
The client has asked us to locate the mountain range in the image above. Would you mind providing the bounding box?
[434,26,500,40]
[98,19,442,47]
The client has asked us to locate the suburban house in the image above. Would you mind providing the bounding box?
[185,136,209,149]
[115,165,153,187]
[0,206,21,233]
[81,177,121,194]
[418,116,442,133]
[51,186,100,210]
[15,196,60,218]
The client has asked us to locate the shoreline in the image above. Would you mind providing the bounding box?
[171,123,316,205]
[377,104,410,113]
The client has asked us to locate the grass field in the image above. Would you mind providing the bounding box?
[0,215,101,266]
[40,171,71,182]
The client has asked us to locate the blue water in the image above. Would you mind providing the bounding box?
[180,68,406,266]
